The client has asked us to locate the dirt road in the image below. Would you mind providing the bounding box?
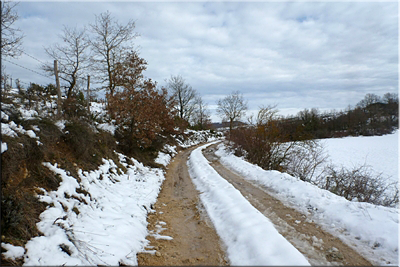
[202,143,372,266]
[137,145,228,266]
[138,142,372,266]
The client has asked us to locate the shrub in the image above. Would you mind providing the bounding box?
[62,92,89,119]
[109,79,176,151]
[230,106,318,172]
[284,140,328,182]
[319,164,398,207]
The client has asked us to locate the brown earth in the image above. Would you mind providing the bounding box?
[137,144,229,266]
[202,143,373,266]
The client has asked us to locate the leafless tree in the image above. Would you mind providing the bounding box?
[217,90,247,132]
[166,75,197,122]
[42,26,90,99]
[382,92,398,105]
[192,95,211,129]
[356,93,381,109]
[89,11,139,97]
[1,0,24,58]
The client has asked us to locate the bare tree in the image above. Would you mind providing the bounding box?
[1,0,24,58]
[89,11,139,97]
[192,95,211,129]
[382,92,398,105]
[217,90,247,133]
[42,26,90,99]
[166,75,197,122]
[356,93,381,109]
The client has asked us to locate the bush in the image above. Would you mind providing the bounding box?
[62,119,117,169]
[109,79,176,151]
[230,106,317,172]
[62,92,89,119]
[319,164,398,207]
[284,140,328,182]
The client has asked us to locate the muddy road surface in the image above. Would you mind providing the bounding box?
[137,145,228,266]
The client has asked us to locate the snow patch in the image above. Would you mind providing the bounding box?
[97,123,116,135]
[1,142,8,153]
[1,243,25,260]
[155,144,177,166]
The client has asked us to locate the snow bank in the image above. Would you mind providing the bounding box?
[6,153,165,266]
[188,142,310,265]
[155,144,177,167]
[215,144,398,266]
[174,129,223,148]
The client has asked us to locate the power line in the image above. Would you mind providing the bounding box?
[3,58,53,80]
[21,51,45,64]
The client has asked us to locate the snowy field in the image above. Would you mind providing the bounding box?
[321,131,398,186]
[215,143,398,266]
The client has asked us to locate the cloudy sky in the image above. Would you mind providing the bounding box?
[3,0,398,122]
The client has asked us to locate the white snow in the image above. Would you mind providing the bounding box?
[155,153,171,166]
[20,154,165,266]
[155,144,177,166]
[188,142,310,265]
[54,120,66,131]
[18,108,38,120]
[1,122,18,137]
[97,123,116,135]
[1,142,8,153]
[25,130,37,139]
[174,129,223,148]
[1,121,39,140]
[149,221,173,241]
[1,110,9,121]
[31,125,40,132]
[321,131,398,186]
[215,143,399,266]
[1,243,25,260]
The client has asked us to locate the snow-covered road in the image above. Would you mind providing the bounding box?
[188,141,311,265]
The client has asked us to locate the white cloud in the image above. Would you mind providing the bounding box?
[4,1,397,122]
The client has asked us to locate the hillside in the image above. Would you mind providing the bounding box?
[1,88,222,265]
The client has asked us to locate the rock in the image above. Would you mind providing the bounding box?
[326,247,344,261]
[155,251,161,257]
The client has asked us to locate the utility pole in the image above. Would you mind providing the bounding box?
[54,60,62,118]
[87,75,90,113]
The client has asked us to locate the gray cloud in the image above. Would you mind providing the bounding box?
[4,1,397,122]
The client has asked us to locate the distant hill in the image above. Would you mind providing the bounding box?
[211,121,247,130]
